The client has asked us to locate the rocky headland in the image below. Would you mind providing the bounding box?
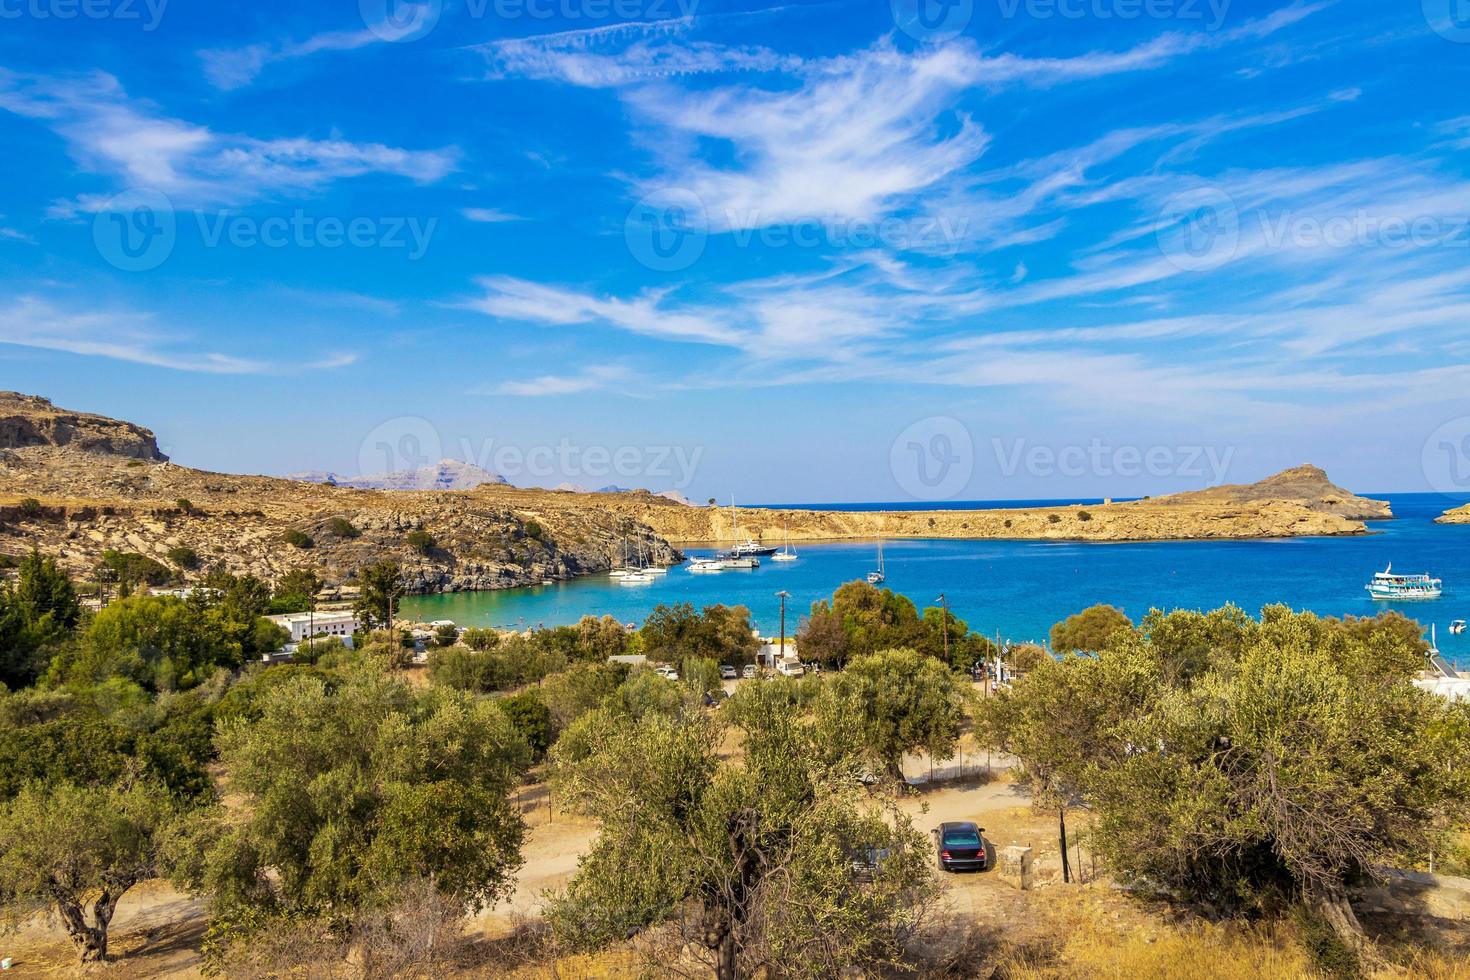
[1437,503,1470,524]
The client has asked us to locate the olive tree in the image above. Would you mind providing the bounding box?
[985,605,1470,943]
[818,648,965,781]
[0,780,185,963]
[187,670,529,922]
[546,702,936,979]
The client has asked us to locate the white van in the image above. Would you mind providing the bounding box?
[775,659,805,677]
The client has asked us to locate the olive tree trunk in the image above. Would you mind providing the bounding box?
[53,886,121,962]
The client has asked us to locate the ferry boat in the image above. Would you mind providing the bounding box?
[1365,564,1442,600]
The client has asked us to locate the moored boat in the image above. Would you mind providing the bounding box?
[1365,564,1442,600]
[867,541,886,585]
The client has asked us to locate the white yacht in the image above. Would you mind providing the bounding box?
[688,558,725,573]
[772,526,798,562]
[1365,564,1442,600]
[866,541,885,585]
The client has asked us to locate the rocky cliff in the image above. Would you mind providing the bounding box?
[0,392,165,461]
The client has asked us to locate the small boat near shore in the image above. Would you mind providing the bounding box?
[688,558,724,573]
[1365,564,1442,600]
[1451,620,1466,635]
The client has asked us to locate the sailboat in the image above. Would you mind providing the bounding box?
[718,496,760,567]
[866,541,885,585]
[609,538,635,578]
[772,525,798,562]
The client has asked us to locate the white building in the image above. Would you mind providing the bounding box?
[266,609,360,643]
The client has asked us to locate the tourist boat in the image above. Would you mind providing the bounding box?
[724,496,776,558]
[688,558,724,573]
[618,569,654,585]
[866,541,886,585]
[730,539,778,557]
[1365,564,1442,600]
[772,526,798,562]
[1451,620,1467,635]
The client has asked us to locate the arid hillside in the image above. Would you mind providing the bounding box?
[0,394,1388,592]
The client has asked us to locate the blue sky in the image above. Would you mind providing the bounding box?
[2,0,1469,503]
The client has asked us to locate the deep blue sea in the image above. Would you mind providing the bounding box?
[401,493,1470,667]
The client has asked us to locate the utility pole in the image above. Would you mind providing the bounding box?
[776,590,789,662]
[935,592,949,664]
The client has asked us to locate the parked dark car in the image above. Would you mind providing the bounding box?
[932,821,987,872]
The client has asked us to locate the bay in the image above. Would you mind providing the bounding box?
[400,493,1470,666]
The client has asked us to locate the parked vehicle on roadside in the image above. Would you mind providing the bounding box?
[741,664,759,679]
[719,664,738,680]
[932,822,987,872]
[776,660,805,677]
[655,665,679,681]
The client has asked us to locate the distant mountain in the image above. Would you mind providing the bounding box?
[656,489,694,506]
[288,459,507,491]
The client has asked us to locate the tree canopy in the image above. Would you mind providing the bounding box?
[984,604,1470,939]
[187,670,529,919]
[1048,603,1134,654]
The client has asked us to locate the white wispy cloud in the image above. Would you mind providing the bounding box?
[461,207,524,223]
[198,5,439,89]
[477,363,634,397]
[460,276,740,345]
[0,68,457,214]
[0,295,358,374]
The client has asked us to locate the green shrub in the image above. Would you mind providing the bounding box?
[525,521,544,541]
[1077,510,1092,522]
[175,498,194,514]
[405,530,436,554]
[282,530,314,550]
[326,517,360,539]
[18,498,42,518]
[166,546,200,570]
[1047,513,1061,524]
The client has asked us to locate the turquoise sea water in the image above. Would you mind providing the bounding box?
[401,493,1470,666]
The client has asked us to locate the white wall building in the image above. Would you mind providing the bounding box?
[266,609,360,643]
